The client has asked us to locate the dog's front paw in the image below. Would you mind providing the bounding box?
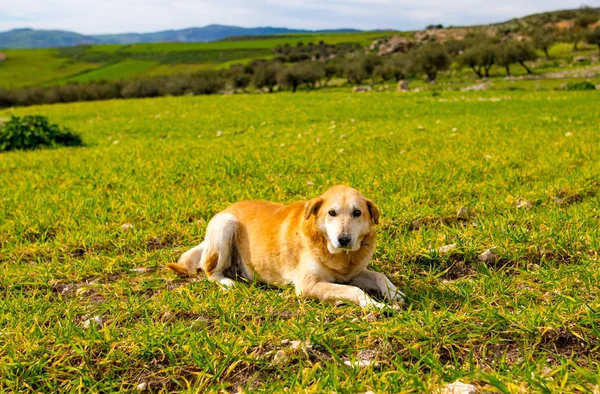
[358,293,387,310]
[383,286,405,303]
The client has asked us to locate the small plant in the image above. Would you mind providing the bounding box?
[566,81,596,91]
[0,115,83,152]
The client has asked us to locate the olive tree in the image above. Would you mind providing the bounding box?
[252,62,280,92]
[460,42,496,77]
[496,40,537,76]
[586,27,600,54]
[373,53,413,82]
[531,27,556,59]
[414,42,451,82]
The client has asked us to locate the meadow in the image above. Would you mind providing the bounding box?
[1,89,599,392]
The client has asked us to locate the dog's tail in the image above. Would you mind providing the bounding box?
[167,212,239,279]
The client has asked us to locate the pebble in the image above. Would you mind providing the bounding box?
[442,381,476,394]
[457,206,471,220]
[478,248,498,263]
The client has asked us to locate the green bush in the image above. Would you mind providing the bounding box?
[566,81,596,91]
[0,115,83,152]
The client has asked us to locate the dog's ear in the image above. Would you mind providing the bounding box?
[304,197,323,220]
[366,199,380,224]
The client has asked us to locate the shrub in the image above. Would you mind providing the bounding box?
[0,115,83,152]
[566,81,596,91]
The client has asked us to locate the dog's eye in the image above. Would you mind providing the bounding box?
[353,209,362,218]
[328,210,337,217]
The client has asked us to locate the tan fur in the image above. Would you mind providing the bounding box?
[168,185,403,308]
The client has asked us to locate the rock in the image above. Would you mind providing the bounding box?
[461,83,487,91]
[397,80,409,92]
[478,248,498,263]
[437,244,457,255]
[83,315,104,329]
[344,359,378,368]
[411,220,422,230]
[377,36,415,56]
[515,198,533,209]
[456,206,471,220]
[121,223,134,230]
[442,381,476,394]
[136,382,148,391]
[352,86,372,93]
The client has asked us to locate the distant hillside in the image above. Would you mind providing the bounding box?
[0,28,99,49]
[0,25,361,49]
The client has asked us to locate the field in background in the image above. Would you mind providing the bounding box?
[0,32,395,89]
[1,90,599,392]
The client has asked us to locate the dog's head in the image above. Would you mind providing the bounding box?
[304,185,379,254]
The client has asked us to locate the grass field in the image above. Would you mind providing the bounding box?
[1,90,599,392]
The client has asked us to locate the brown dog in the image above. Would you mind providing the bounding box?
[167,185,403,308]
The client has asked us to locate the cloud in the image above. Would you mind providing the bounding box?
[0,0,596,34]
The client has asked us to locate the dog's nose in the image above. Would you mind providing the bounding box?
[338,234,352,247]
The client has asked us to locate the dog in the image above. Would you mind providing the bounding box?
[167,185,404,308]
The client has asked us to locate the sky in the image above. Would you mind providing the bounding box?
[0,0,598,35]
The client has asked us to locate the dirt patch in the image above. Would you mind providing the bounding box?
[441,260,476,281]
[540,329,591,359]
[146,236,176,250]
[551,182,599,206]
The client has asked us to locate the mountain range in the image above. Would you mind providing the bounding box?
[0,25,362,49]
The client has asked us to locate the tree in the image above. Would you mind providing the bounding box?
[572,10,599,50]
[414,42,451,82]
[445,38,466,57]
[586,27,600,54]
[460,42,496,77]
[496,41,538,76]
[531,27,556,59]
[323,59,342,86]
[362,55,383,83]
[276,62,325,92]
[300,62,325,90]
[276,65,303,93]
[373,53,413,82]
[227,64,252,91]
[252,62,280,92]
[344,60,368,85]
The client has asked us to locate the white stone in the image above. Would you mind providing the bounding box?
[442,381,476,394]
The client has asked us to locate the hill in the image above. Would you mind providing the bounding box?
[0,28,99,49]
[0,25,362,49]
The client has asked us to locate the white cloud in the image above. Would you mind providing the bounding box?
[0,0,597,34]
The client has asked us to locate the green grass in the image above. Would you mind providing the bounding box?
[65,60,159,84]
[1,90,599,392]
[0,48,102,89]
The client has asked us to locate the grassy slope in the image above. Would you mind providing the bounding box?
[0,48,102,89]
[1,90,599,392]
